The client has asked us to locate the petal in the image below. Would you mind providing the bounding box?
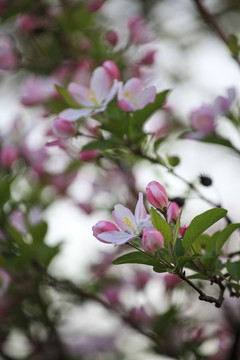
[135,192,147,223]
[112,204,137,234]
[68,83,93,107]
[118,98,134,111]
[103,80,119,105]
[90,67,112,103]
[98,231,136,244]
[124,78,143,97]
[59,108,92,121]
[135,86,156,110]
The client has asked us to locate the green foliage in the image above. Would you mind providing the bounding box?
[226,260,240,281]
[55,85,80,109]
[112,251,167,272]
[182,208,227,252]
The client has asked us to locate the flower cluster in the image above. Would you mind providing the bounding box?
[93,181,186,253]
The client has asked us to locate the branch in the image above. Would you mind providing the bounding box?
[192,0,240,65]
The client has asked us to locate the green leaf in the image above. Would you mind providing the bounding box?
[55,85,80,108]
[112,251,161,268]
[150,208,172,247]
[174,238,185,258]
[82,139,117,151]
[187,273,209,280]
[131,90,170,130]
[172,210,182,248]
[216,223,240,254]
[176,256,192,269]
[29,222,48,243]
[182,208,227,252]
[226,261,240,281]
[168,156,180,167]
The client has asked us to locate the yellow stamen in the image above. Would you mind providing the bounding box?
[87,89,98,105]
[123,216,136,232]
[123,91,134,99]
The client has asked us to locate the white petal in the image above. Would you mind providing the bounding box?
[112,204,137,234]
[98,231,136,244]
[59,108,92,121]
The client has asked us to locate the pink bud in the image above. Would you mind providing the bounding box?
[105,30,118,47]
[86,0,104,12]
[163,273,181,290]
[103,287,121,306]
[167,202,180,223]
[92,220,119,243]
[18,14,37,32]
[79,149,100,162]
[180,225,188,237]
[140,49,156,65]
[1,146,18,169]
[142,228,164,253]
[102,60,120,80]
[146,181,168,211]
[128,16,153,45]
[52,118,77,139]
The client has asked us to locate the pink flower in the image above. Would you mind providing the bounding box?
[0,35,17,71]
[128,16,153,45]
[190,105,215,135]
[214,87,236,116]
[163,273,181,290]
[79,149,100,162]
[142,228,164,253]
[52,118,77,139]
[92,220,120,243]
[118,78,156,112]
[180,225,188,237]
[167,202,180,223]
[93,193,151,245]
[102,60,120,80]
[59,66,119,121]
[20,76,57,106]
[1,145,19,169]
[105,30,118,47]
[146,181,168,211]
[140,49,156,65]
[86,0,105,12]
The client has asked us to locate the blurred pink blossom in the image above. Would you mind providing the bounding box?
[118,78,156,111]
[105,30,118,47]
[52,118,77,139]
[163,274,181,290]
[20,76,58,106]
[128,16,153,45]
[79,149,100,162]
[0,35,18,70]
[190,105,215,135]
[0,145,19,169]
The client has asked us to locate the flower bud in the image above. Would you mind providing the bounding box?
[102,60,120,80]
[92,221,119,243]
[180,225,188,237]
[86,0,104,12]
[146,181,168,211]
[1,146,18,169]
[163,274,181,291]
[140,49,156,65]
[105,30,118,47]
[79,149,100,162]
[142,228,164,253]
[52,118,77,139]
[167,202,180,223]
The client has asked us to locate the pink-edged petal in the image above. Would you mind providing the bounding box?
[59,108,92,121]
[135,86,156,109]
[98,231,136,244]
[68,83,93,107]
[45,139,67,147]
[90,67,112,103]
[103,80,119,105]
[112,204,137,234]
[124,78,144,97]
[118,98,134,111]
[135,192,147,223]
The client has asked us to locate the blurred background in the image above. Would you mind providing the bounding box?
[0,0,240,359]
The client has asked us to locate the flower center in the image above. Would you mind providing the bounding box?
[123,216,136,232]
[87,89,99,105]
[123,91,134,99]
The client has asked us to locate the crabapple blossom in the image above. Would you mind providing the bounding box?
[180,225,188,237]
[102,60,120,80]
[167,201,180,223]
[93,193,151,245]
[128,16,153,45]
[0,145,19,169]
[118,78,156,112]
[59,65,119,121]
[79,149,100,162]
[214,87,236,116]
[190,105,215,135]
[52,118,77,139]
[142,228,164,253]
[105,30,118,47]
[146,181,168,212]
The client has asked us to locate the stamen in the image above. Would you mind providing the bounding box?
[123,216,136,231]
